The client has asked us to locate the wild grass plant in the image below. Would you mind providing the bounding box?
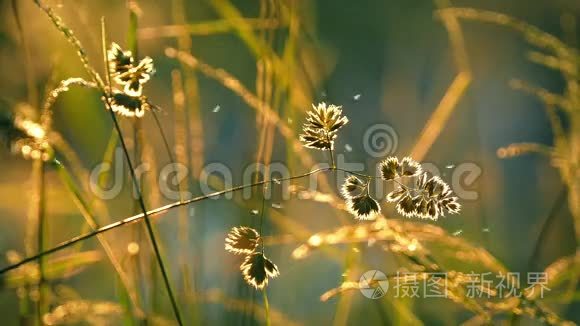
[0,0,578,325]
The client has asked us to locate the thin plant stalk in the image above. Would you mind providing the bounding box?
[0,167,334,274]
[100,19,184,325]
[98,131,119,195]
[125,3,150,316]
[262,288,270,326]
[54,159,144,317]
[169,4,203,320]
[137,19,282,39]
[258,184,270,326]
[150,110,184,201]
[0,165,418,274]
[34,159,46,326]
[11,0,38,108]
[169,70,195,323]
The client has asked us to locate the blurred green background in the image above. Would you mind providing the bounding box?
[0,0,579,324]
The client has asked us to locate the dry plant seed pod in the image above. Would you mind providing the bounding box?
[299,102,348,150]
[107,43,134,76]
[396,193,417,218]
[240,252,280,290]
[108,91,151,118]
[341,175,381,220]
[341,175,366,199]
[399,157,422,177]
[406,173,461,220]
[114,57,154,97]
[225,227,261,255]
[347,195,381,221]
[379,156,422,181]
[225,226,280,289]
[106,42,156,117]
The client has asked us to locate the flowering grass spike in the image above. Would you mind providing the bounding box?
[106,43,155,118]
[109,91,151,118]
[225,226,260,255]
[341,175,380,220]
[299,102,348,150]
[384,171,461,220]
[240,252,280,290]
[225,226,279,289]
[380,156,422,181]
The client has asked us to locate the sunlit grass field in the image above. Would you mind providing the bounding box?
[0,0,579,325]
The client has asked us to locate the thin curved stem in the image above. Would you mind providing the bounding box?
[0,166,434,275]
[393,179,411,192]
[329,147,335,169]
[0,167,332,275]
[259,185,267,254]
[100,20,183,325]
[35,159,46,326]
[326,133,335,169]
[527,186,567,270]
[150,109,184,201]
[333,167,377,179]
[262,287,271,326]
[108,108,186,325]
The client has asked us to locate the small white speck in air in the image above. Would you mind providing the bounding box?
[446,164,455,169]
[482,228,490,232]
[250,209,259,215]
[353,94,361,101]
[452,230,463,236]
[352,247,360,252]
[345,144,352,152]
[272,178,281,185]
[271,203,282,209]
[212,105,221,113]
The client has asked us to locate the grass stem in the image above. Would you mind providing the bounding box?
[36,159,45,326]
[100,17,183,325]
[262,288,270,326]
[0,167,334,274]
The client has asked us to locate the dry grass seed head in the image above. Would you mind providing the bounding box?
[341,175,365,199]
[225,226,261,255]
[240,252,279,290]
[380,156,422,181]
[299,102,348,150]
[305,102,348,132]
[109,91,150,118]
[347,195,380,221]
[396,194,417,218]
